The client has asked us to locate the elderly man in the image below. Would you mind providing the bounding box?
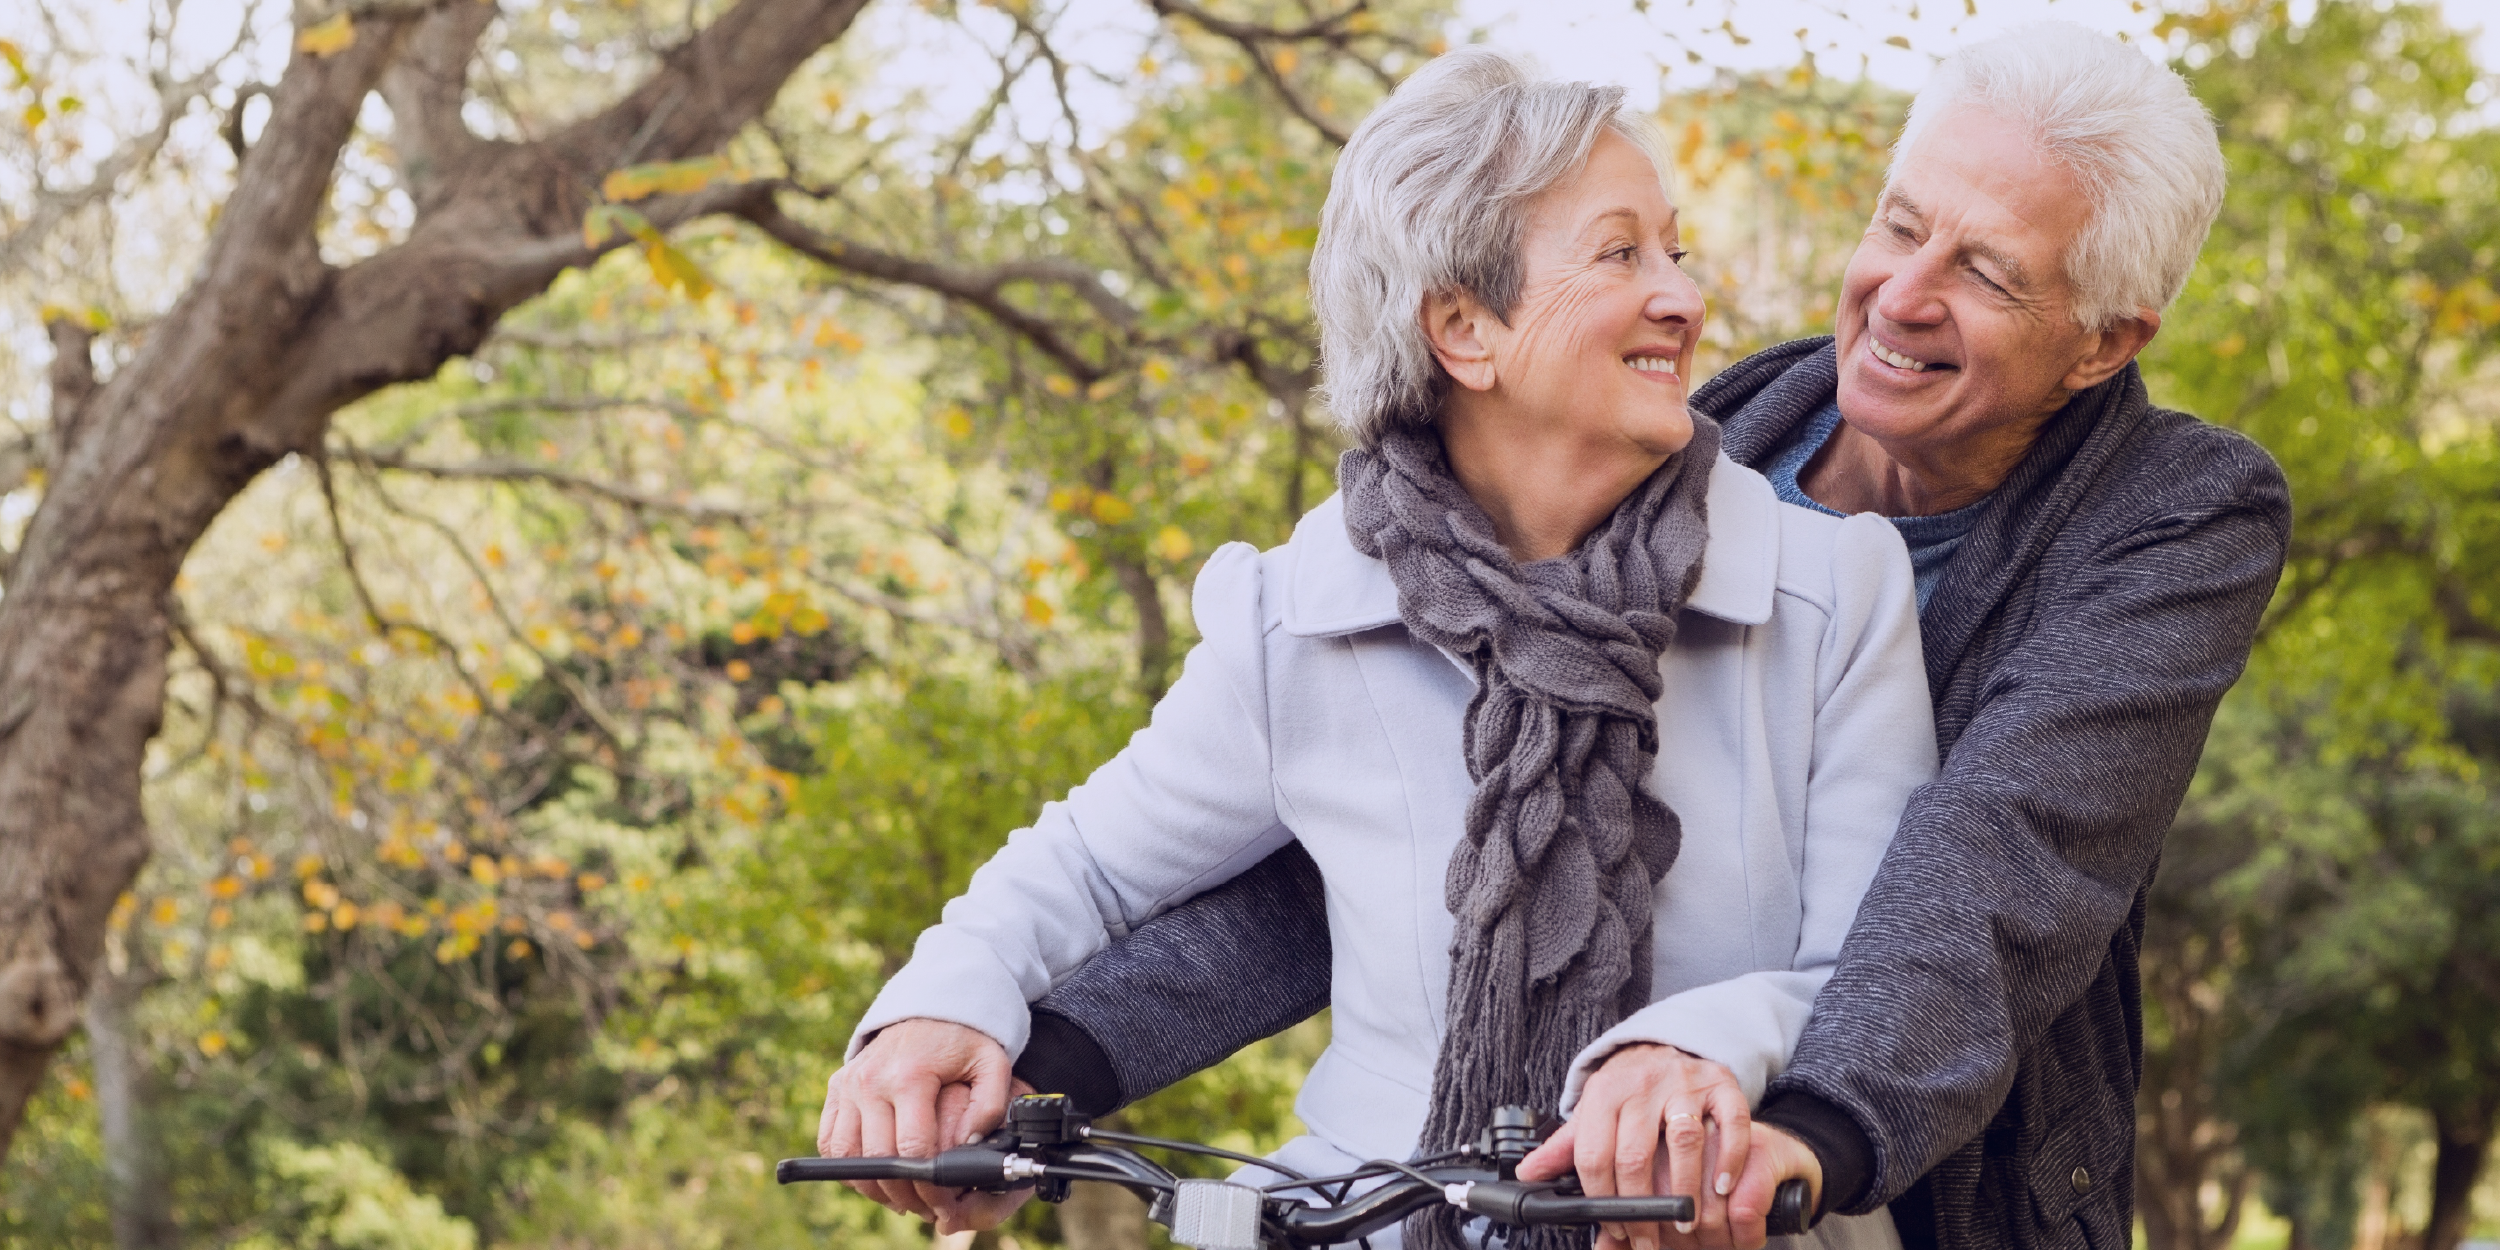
[827,22,2289,1250]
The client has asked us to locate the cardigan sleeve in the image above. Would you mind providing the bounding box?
[849,543,1293,1060]
[1762,441,2291,1213]
[1557,512,1938,1110]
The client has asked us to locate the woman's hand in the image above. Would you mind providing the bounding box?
[1515,1043,1798,1250]
[818,1017,1033,1234]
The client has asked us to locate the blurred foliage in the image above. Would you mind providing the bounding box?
[1,0,2496,1246]
[2137,3,2500,1250]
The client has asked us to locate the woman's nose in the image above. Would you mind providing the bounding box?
[1645,259,1705,327]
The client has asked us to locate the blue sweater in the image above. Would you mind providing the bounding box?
[1011,340,2290,1250]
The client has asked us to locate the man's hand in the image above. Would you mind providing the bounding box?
[818,1018,1033,1234]
[1515,1044,1816,1250]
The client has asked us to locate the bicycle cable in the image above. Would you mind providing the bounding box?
[1082,1128,1313,1181]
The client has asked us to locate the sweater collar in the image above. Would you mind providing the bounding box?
[1279,450,1779,638]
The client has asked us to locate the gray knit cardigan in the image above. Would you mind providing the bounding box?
[1009,338,2292,1250]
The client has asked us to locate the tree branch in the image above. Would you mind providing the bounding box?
[737,190,1127,383]
[1146,0,1369,146]
[0,58,233,271]
[43,317,97,454]
[340,443,756,521]
[379,0,500,211]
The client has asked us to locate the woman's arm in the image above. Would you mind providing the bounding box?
[846,542,1292,1060]
[1559,513,1936,1111]
[1538,513,1936,1250]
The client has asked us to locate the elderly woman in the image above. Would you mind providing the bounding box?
[825,50,1937,1250]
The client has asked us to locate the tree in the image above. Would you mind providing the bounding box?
[0,0,1441,1165]
[2134,3,2500,1247]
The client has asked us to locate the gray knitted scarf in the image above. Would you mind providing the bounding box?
[1339,417,1717,1250]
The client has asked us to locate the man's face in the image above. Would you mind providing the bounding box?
[1834,107,2118,455]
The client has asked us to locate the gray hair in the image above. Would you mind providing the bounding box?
[1895,22,2225,331]
[1310,47,1666,447]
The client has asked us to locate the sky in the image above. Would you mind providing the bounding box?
[1460,0,2500,104]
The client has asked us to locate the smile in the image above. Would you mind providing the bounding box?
[1871,342,1941,373]
[1625,355,1678,377]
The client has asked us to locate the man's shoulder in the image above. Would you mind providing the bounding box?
[2094,399,2291,532]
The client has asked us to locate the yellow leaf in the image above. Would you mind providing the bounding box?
[939,406,974,439]
[150,898,180,926]
[296,13,357,58]
[1153,526,1194,563]
[1142,357,1173,385]
[1272,47,1299,75]
[469,855,501,886]
[199,1031,228,1058]
[295,855,324,879]
[601,155,733,203]
[578,873,608,893]
[1087,377,1123,401]
[725,659,753,682]
[209,876,244,900]
[331,902,359,931]
[582,204,656,249]
[1884,35,1912,50]
[644,239,715,301]
[1088,494,1135,525]
[1023,593,1056,626]
[1043,374,1079,398]
[22,101,44,131]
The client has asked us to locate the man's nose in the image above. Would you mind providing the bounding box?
[1873,244,1952,326]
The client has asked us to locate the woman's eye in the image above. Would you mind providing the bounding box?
[1667,249,1690,266]
[1610,245,1639,262]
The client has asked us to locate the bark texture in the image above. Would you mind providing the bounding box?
[0,0,871,1160]
[87,962,177,1250]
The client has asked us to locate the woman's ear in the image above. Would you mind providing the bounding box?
[1422,290,1500,392]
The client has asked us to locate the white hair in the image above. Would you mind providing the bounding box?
[1894,22,2226,331]
[1309,47,1666,447]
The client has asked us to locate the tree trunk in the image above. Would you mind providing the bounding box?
[2423,1099,2495,1250]
[0,0,871,1162]
[87,962,177,1250]
[1109,554,1173,703]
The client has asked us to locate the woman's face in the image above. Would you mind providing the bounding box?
[1439,131,1704,460]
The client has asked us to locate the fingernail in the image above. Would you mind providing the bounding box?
[1717,1172,1733,1196]
[1634,1238,1656,1250]
[1676,1221,1696,1235]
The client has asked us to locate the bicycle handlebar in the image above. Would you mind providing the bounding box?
[777,1095,1813,1247]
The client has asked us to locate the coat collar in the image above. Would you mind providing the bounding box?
[1279,451,1780,638]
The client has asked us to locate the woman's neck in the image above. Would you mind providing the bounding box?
[1437,400,1670,563]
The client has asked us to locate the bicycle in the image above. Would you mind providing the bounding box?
[779,1093,1816,1249]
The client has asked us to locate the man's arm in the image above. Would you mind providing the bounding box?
[1014,840,1332,1113]
[1758,439,2291,1213]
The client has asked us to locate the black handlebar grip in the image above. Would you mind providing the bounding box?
[1518,1193,1698,1225]
[776,1157,937,1185]
[1763,1179,1815,1236]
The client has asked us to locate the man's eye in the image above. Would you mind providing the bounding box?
[1972,269,2008,295]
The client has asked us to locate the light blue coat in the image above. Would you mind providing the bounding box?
[855,454,1937,1242]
